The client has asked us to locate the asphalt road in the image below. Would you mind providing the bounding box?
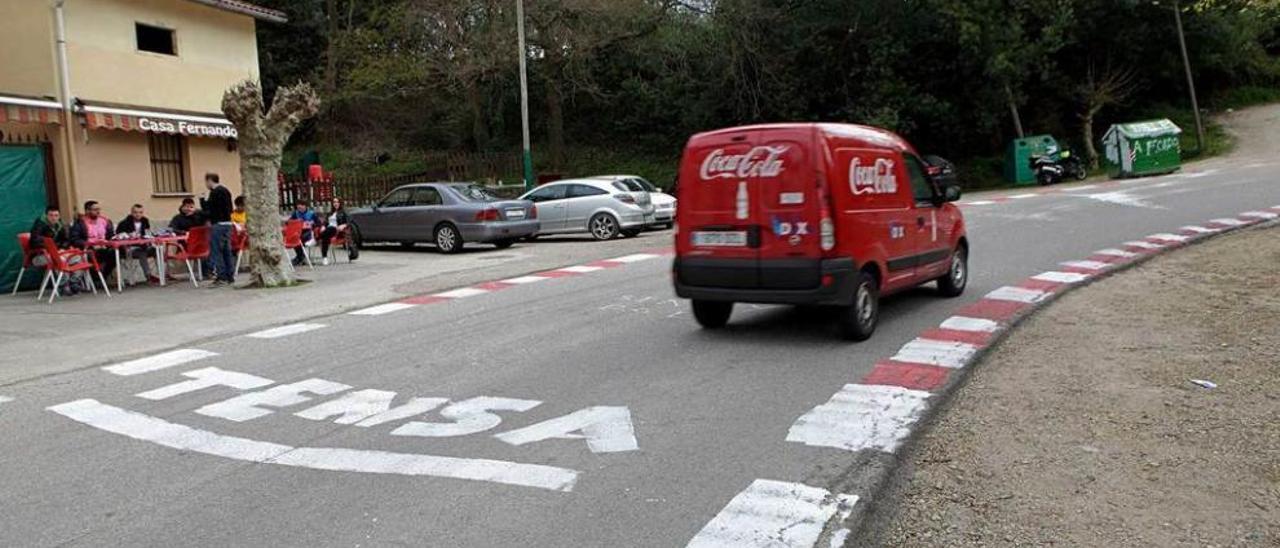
[2,156,1277,546]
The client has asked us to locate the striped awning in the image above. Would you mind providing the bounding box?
[80,103,238,139]
[0,95,64,125]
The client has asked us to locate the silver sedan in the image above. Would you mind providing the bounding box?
[519,178,655,240]
[348,183,539,253]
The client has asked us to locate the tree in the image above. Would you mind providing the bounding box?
[222,81,321,288]
[1076,62,1139,168]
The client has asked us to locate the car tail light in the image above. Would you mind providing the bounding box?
[474,208,500,222]
[614,193,637,204]
[820,216,835,251]
[529,205,538,219]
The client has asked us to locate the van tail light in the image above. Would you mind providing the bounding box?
[529,205,538,219]
[474,208,500,222]
[614,193,637,204]
[820,216,835,251]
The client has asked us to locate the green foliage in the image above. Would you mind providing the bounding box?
[256,0,1279,186]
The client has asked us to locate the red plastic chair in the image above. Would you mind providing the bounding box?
[282,220,313,270]
[166,226,211,287]
[37,238,110,303]
[10,233,42,296]
[232,226,249,273]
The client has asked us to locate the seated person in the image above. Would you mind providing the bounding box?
[28,205,84,294]
[318,197,358,264]
[115,203,159,285]
[168,198,207,235]
[288,200,318,266]
[68,200,116,278]
[230,195,247,228]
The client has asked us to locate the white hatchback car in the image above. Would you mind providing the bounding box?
[607,176,676,229]
[519,177,656,240]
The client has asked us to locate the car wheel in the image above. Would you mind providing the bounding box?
[493,239,516,249]
[589,213,620,240]
[836,271,879,341]
[936,244,968,298]
[435,223,464,254]
[621,229,641,238]
[692,300,733,329]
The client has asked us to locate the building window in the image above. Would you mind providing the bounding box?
[148,133,189,195]
[136,23,176,55]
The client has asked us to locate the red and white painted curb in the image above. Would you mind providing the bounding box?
[692,204,1280,547]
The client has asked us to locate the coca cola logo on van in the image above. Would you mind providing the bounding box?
[849,157,898,195]
[700,146,788,180]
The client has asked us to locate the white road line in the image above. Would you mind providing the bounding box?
[102,349,218,377]
[1032,271,1090,284]
[604,253,660,263]
[891,338,980,369]
[1180,226,1217,234]
[499,275,550,285]
[1240,211,1279,220]
[1094,248,1138,258]
[348,303,416,316]
[1008,193,1038,199]
[786,384,931,453]
[1146,233,1190,243]
[1208,218,1247,227]
[686,479,858,548]
[48,399,579,492]
[1060,260,1112,271]
[964,200,996,206]
[557,265,605,274]
[0,396,12,405]
[939,316,1000,333]
[1062,184,1098,192]
[1123,241,1165,250]
[247,323,326,339]
[434,287,490,299]
[984,286,1050,303]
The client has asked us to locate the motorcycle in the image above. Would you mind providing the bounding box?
[1030,146,1088,185]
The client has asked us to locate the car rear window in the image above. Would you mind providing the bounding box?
[611,180,643,192]
[632,178,657,192]
[450,184,500,202]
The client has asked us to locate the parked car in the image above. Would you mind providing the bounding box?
[615,176,676,229]
[672,123,967,341]
[348,183,539,253]
[519,178,656,240]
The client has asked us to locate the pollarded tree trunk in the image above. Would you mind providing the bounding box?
[222,81,320,288]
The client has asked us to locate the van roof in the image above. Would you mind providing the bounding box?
[690,123,916,154]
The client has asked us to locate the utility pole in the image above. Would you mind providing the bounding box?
[1171,0,1206,153]
[516,0,534,191]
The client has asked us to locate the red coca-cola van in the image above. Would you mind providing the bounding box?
[673,123,968,340]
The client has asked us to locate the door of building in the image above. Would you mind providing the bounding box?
[0,145,51,291]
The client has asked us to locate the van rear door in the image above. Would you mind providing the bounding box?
[678,127,821,289]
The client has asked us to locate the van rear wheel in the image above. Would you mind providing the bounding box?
[692,300,733,329]
[837,271,878,341]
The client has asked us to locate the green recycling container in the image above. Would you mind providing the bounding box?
[1004,134,1059,185]
[1102,119,1182,178]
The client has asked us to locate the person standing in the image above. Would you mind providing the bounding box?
[201,173,235,287]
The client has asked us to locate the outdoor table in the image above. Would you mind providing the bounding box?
[87,234,185,292]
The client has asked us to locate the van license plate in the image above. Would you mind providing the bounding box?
[692,231,748,247]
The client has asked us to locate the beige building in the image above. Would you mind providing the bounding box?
[0,0,285,225]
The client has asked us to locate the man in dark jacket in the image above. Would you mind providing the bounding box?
[168,198,206,235]
[200,172,235,286]
[29,205,68,251]
[116,204,158,284]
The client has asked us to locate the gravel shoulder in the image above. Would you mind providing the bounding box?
[871,224,1280,547]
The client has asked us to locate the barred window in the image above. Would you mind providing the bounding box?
[148,133,189,194]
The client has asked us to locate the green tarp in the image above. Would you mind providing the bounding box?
[0,146,50,291]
